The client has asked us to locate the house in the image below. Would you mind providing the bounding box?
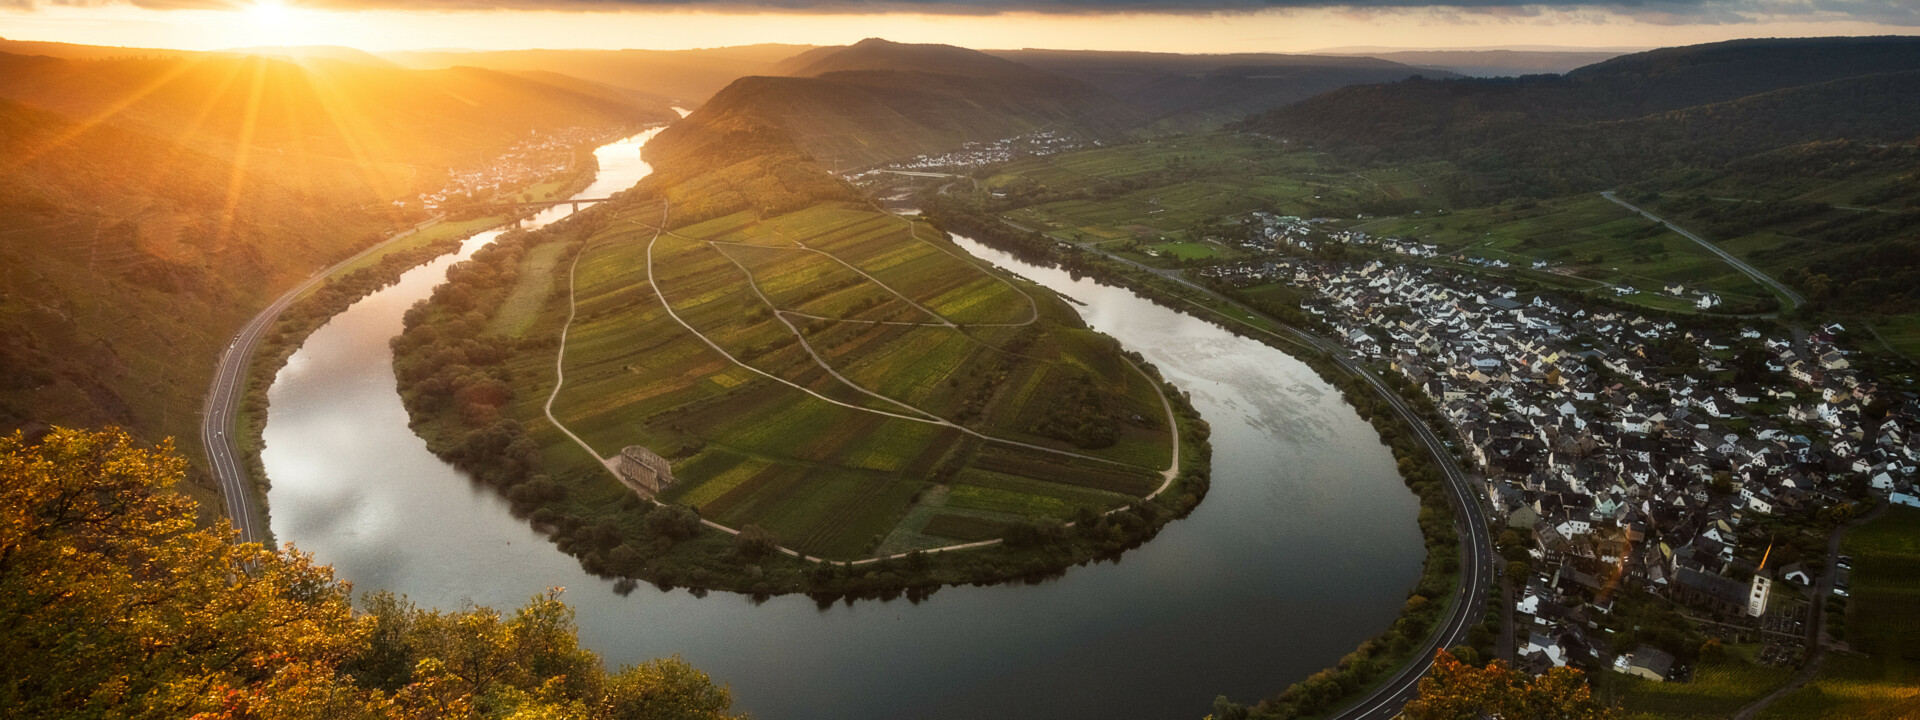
[1616,646,1675,682]
[1779,562,1812,586]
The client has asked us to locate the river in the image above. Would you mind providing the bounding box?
[261,129,1424,719]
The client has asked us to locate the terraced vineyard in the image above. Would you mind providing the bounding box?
[504,201,1177,560]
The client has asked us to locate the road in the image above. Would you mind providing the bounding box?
[1014,221,1496,718]
[199,216,444,545]
[1600,191,1806,311]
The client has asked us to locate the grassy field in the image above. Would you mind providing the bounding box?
[501,201,1176,560]
[1351,193,1775,309]
[1599,650,1796,720]
[1758,506,1920,720]
[989,133,1444,243]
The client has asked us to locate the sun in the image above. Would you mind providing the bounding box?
[244,0,301,45]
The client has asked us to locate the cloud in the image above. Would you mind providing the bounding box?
[12,0,1920,26]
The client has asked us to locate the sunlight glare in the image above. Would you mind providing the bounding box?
[245,0,302,46]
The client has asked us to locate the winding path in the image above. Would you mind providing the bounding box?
[1601,191,1806,310]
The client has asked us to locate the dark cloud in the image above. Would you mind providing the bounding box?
[18,0,1920,25]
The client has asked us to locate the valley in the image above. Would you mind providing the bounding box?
[5,23,1919,720]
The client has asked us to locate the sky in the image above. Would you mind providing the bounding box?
[0,0,1914,54]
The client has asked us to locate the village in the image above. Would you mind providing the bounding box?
[404,126,618,213]
[856,129,1096,176]
[1199,213,1917,685]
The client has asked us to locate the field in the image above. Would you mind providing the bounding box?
[1758,506,1920,720]
[1351,193,1777,311]
[503,201,1177,560]
[990,133,1445,247]
[1599,647,1795,720]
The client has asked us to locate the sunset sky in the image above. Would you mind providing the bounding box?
[0,0,1914,53]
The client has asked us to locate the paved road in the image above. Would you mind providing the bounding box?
[1600,191,1806,311]
[199,216,443,545]
[1016,222,1496,718]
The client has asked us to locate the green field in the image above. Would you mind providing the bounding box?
[1759,506,1920,720]
[1600,648,1795,720]
[500,201,1176,560]
[1351,193,1776,310]
[989,133,1444,244]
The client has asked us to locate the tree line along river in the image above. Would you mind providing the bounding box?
[259,128,1424,719]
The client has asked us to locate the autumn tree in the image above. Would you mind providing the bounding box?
[1,427,744,720]
[1403,650,1613,720]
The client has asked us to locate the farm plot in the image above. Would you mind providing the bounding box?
[514,199,1175,560]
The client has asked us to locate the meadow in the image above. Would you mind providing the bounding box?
[495,200,1178,560]
[1352,193,1778,310]
[988,133,1445,247]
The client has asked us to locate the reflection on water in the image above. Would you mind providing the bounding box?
[263,132,1422,719]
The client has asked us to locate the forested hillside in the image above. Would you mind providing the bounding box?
[0,47,659,479]
[1239,35,1920,319]
[1,427,743,719]
[987,48,1454,130]
[651,39,1135,170]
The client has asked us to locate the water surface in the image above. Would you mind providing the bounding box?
[263,131,1423,719]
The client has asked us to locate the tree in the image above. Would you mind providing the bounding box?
[1403,650,1614,720]
[1,427,745,720]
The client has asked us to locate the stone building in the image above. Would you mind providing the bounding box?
[613,446,675,496]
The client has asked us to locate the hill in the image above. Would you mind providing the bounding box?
[987,48,1455,130]
[1243,36,1920,162]
[1238,35,1920,320]
[382,44,811,104]
[648,39,1134,172]
[1340,49,1628,77]
[0,48,659,484]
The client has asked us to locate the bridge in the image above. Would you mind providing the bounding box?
[452,196,617,213]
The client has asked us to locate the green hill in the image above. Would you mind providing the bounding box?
[1242,36,1920,163]
[987,48,1456,131]
[1237,35,1920,322]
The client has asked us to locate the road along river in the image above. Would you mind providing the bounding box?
[261,129,1424,719]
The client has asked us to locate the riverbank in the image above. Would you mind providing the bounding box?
[223,149,607,540]
[924,200,1492,719]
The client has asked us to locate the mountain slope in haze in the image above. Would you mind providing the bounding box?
[382,44,811,104]
[987,48,1456,130]
[651,39,1136,172]
[1244,36,1920,161]
[0,48,659,475]
[1242,35,1920,319]
[1339,50,1628,77]
[0,51,669,168]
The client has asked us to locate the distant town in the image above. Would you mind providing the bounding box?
[404,126,620,213]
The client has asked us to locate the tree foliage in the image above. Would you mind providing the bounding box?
[1403,650,1614,720]
[0,427,743,720]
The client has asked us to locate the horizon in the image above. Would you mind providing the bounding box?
[1,1,1915,56]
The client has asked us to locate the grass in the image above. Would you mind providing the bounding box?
[501,201,1176,560]
[1349,193,1775,310]
[988,133,1443,243]
[1756,506,1920,720]
[1600,652,1796,720]
[488,241,568,337]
